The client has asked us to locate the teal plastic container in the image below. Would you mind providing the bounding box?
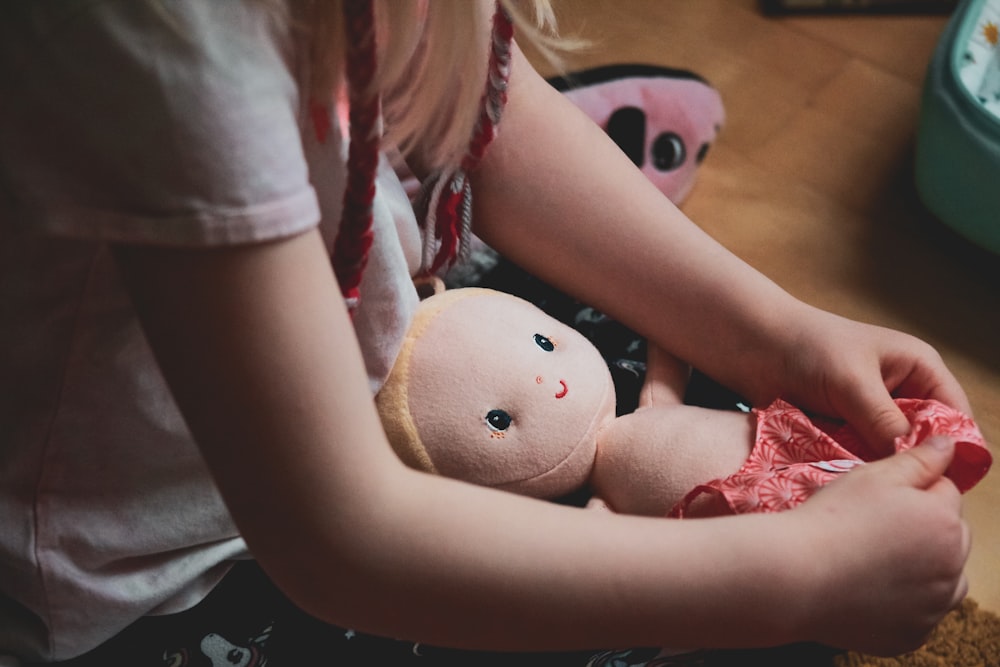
[915,0,1000,255]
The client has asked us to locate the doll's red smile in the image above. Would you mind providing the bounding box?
[536,376,568,399]
[555,380,568,399]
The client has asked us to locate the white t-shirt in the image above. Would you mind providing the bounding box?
[0,1,421,661]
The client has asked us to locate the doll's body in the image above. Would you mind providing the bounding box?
[587,344,754,515]
[377,288,991,517]
[376,287,754,511]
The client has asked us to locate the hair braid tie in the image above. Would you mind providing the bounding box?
[334,0,380,313]
[417,4,514,276]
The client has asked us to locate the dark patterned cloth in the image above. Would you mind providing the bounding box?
[41,561,619,666]
[46,560,838,666]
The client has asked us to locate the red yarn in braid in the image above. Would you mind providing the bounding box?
[335,1,514,309]
[416,4,514,276]
[463,7,515,171]
[334,0,380,312]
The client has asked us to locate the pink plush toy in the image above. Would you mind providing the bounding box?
[376,287,992,517]
[548,64,726,204]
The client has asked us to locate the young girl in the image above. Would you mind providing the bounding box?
[0,0,974,664]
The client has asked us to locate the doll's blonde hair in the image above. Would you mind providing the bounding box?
[375,288,494,474]
[295,0,568,170]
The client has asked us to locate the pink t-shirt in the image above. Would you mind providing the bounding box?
[0,2,420,661]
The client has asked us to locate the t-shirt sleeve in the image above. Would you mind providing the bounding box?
[0,0,321,246]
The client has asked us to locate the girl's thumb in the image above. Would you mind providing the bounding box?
[884,436,956,489]
[834,384,910,454]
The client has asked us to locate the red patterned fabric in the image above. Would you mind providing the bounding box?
[670,398,992,518]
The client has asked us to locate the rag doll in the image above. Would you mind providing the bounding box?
[376,287,992,517]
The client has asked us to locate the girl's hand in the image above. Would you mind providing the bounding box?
[763,306,972,454]
[785,436,970,655]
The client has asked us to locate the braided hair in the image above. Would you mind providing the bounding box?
[334,0,515,312]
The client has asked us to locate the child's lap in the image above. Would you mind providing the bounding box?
[44,561,603,667]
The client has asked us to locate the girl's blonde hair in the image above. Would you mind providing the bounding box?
[297,0,568,170]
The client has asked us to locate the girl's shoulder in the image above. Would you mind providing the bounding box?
[1,0,320,247]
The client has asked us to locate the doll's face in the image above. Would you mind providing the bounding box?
[404,291,616,498]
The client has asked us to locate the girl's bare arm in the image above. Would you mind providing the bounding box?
[113,228,966,656]
[471,45,970,451]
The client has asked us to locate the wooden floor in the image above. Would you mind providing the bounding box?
[534,0,1000,613]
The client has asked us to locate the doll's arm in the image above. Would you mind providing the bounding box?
[638,343,690,408]
[592,405,754,516]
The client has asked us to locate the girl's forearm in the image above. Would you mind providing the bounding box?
[471,46,807,400]
[260,458,806,651]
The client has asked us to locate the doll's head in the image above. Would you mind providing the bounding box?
[377,288,616,499]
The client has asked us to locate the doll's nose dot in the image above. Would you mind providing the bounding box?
[535,375,543,384]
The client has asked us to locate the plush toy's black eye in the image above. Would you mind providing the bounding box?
[533,333,555,352]
[486,409,512,432]
[652,132,685,171]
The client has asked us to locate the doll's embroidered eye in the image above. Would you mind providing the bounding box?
[533,334,555,352]
[485,409,512,432]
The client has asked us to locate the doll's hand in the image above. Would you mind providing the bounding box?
[765,307,972,454]
[786,436,970,655]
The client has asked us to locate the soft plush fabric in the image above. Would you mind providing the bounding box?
[377,287,617,498]
[547,64,725,205]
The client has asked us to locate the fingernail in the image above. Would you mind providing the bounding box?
[926,436,953,451]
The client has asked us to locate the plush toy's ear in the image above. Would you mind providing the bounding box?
[547,64,725,204]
